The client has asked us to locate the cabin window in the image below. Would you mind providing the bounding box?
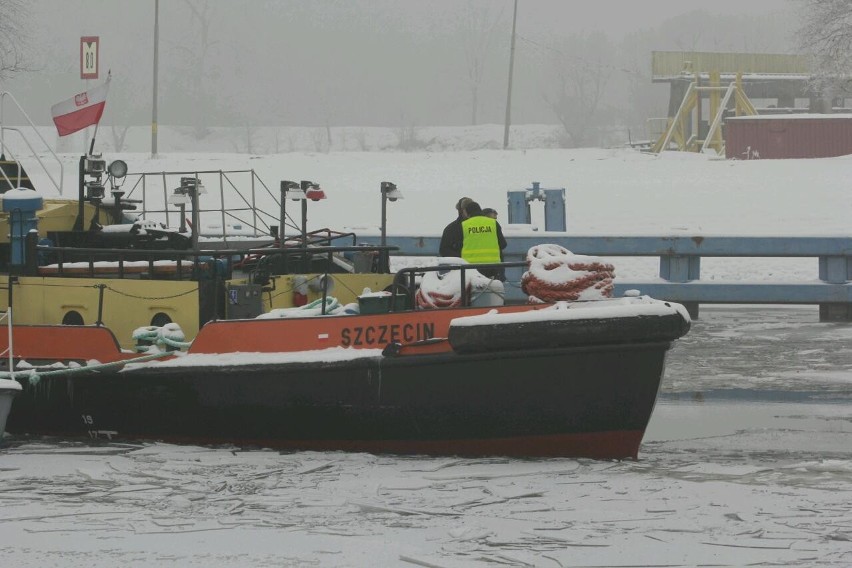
[62,311,84,325]
[151,312,172,327]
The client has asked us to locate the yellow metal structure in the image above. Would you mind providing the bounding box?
[651,51,810,80]
[652,73,757,155]
[0,199,110,244]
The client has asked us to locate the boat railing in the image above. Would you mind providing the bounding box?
[121,169,282,246]
[0,91,64,194]
[378,234,852,321]
[34,245,245,279]
[244,243,397,279]
[280,229,358,248]
[33,242,399,281]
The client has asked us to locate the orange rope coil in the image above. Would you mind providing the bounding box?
[521,244,614,303]
[415,287,465,309]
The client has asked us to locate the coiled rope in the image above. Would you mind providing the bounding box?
[521,244,614,303]
[131,323,194,350]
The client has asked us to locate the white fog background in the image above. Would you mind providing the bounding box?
[2,0,797,151]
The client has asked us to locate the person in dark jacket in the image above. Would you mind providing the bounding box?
[438,197,473,258]
[458,201,507,280]
[481,208,504,263]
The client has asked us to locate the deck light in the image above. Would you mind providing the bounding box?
[83,154,106,176]
[74,153,110,230]
[302,180,326,201]
[85,181,105,202]
[108,160,129,212]
[108,160,128,179]
[281,180,301,200]
[83,154,107,202]
[180,176,205,194]
[170,177,205,245]
[380,181,402,271]
[381,181,403,202]
[167,191,189,205]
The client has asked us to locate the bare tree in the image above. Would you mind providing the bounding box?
[0,0,30,79]
[110,126,130,152]
[797,0,852,102]
[618,31,661,140]
[310,127,327,153]
[353,128,368,151]
[543,32,615,148]
[459,1,505,126]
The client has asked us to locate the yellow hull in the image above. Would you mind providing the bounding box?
[2,273,395,349]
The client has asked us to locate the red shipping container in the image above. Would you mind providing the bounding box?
[725,115,852,159]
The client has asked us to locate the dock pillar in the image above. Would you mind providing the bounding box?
[660,254,700,319]
[818,255,852,321]
[507,182,566,231]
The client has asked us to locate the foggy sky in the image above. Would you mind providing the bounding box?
[1,0,798,132]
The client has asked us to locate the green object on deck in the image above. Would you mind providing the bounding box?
[358,293,409,314]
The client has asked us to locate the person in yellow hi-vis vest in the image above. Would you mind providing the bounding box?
[459,201,507,280]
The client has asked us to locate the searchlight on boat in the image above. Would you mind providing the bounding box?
[108,159,128,179]
[168,177,205,239]
[302,180,326,201]
[381,181,403,202]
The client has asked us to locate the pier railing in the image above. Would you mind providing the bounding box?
[373,235,852,321]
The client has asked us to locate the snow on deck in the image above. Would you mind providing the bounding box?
[123,347,384,370]
[451,296,691,327]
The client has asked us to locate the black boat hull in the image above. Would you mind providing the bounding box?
[7,340,670,459]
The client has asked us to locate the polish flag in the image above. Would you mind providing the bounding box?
[51,75,110,137]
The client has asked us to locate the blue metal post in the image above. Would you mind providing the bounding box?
[543,189,566,232]
[818,255,852,320]
[507,182,567,231]
[659,255,700,318]
[507,191,529,225]
[3,191,42,266]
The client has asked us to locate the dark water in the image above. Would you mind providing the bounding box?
[646,305,852,454]
[664,305,852,396]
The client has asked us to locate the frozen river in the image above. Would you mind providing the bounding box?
[0,307,850,567]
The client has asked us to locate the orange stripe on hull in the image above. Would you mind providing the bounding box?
[190,305,535,354]
[0,305,544,362]
[1,325,131,362]
[120,430,646,460]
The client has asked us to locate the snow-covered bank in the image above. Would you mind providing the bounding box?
[10,124,570,155]
[25,146,852,237]
[20,145,849,283]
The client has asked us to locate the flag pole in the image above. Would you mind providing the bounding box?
[503,0,519,149]
[89,122,99,156]
[88,70,110,156]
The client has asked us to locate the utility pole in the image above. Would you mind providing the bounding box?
[502,0,518,149]
[151,0,159,157]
